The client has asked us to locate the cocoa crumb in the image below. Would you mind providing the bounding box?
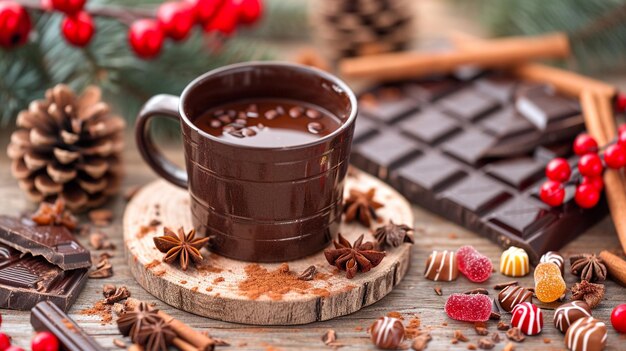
[145,260,160,269]
[543,338,551,344]
[467,343,477,350]
[137,225,155,239]
[503,343,515,351]
[497,321,510,331]
[321,329,336,345]
[104,286,130,304]
[212,277,225,284]
[411,333,431,351]
[89,232,115,250]
[113,339,126,348]
[191,286,198,292]
[506,328,525,342]
[454,330,469,342]
[148,219,161,227]
[180,280,187,284]
[405,317,421,339]
[89,256,113,279]
[474,322,488,335]
[238,264,311,300]
[434,286,442,296]
[354,326,363,331]
[464,288,489,295]
[88,209,113,227]
[297,265,317,281]
[213,338,230,346]
[478,338,494,349]
[492,332,501,343]
[102,284,116,298]
[448,233,458,239]
[494,281,519,290]
[205,287,213,292]
[442,322,448,326]
[154,270,166,277]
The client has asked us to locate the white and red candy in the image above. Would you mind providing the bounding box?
[370,316,404,350]
[457,245,492,283]
[511,302,543,336]
[444,293,492,322]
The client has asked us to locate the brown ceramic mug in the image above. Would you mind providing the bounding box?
[135,62,357,262]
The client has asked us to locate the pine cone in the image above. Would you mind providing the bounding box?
[310,0,414,60]
[6,84,125,211]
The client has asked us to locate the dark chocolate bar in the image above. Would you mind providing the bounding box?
[0,216,91,270]
[0,243,88,311]
[31,301,104,351]
[351,72,608,262]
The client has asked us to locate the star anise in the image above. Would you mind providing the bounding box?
[135,318,176,351]
[374,221,414,248]
[324,233,385,279]
[571,280,605,309]
[117,302,162,342]
[570,253,607,282]
[31,198,78,231]
[153,227,209,271]
[343,188,384,227]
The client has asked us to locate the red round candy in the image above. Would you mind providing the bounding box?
[545,158,571,182]
[616,94,626,113]
[581,176,604,192]
[61,11,94,47]
[618,130,626,148]
[5,347,24,351]
[0,333,10,351]
[604,144,626,169]
[51,0,86,15]
[612,304,626,333]
[203,0,238,34]
[575,184,600,209]
[539,180,565,207]
[31,332,59,351]
[128,19,165,59]
[573,133,598,156]
[578,153,603,177]
[511,302,543,335]
[0,2,31,49]
[157,1,195,41]
[237,0,262,25]
[188,0,223,23]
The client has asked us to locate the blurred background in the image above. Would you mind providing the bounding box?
[1,0,626,135]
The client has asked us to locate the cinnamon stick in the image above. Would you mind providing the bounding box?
[126,298,215,351]
[339,32,570,81]
[580,90,626,254]
[172,337,200,351]
[449,33,616,98]
[598,250,626,286]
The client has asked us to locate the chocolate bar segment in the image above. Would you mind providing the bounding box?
[351,72,608,262]
[0,243,87,311]
[31,301,104,351]
[0,216,91,270]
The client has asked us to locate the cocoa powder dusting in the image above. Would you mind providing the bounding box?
[213,277,225,284]
[80,301,112,324]
[238,264,311,300]
[145,260,160,269]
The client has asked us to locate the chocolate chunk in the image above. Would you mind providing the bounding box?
[350,72,608,263]
[0,243,88,311]
[31,301,104,351]
[0,216,91,270]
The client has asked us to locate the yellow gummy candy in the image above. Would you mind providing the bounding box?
[534,262,566,302]
[500,246,530,277]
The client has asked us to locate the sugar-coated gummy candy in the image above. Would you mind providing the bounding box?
[500,246,530,277]
[511,302,543,335]
[456,245,492,282]
[534,262,566,303]
[444,293,492,322]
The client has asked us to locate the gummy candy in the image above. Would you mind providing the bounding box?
[534,262,566,303]
[444,293,492,322]
[457,245,492,282]
[500,246,530,277]
[511,302,543,335]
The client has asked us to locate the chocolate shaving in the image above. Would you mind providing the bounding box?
[494,281,519,290]
[505,328,525,342]
[478,338,495,349]
[297,265,317,281]
[31,198,78,231]
[434,286,442,296]
[103,284,117,298]
[89,256,113,278]
[90,232,115,250]
[454,330,469,342]
[464,288,489,295]
[492,332,501,343]
[105,286,130,305]
[571,280,605,308]
[475,325,489,336]
[411,333,431,351]
[321,329,337,346]
[497,321,510,331]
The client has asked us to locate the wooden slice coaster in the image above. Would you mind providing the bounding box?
[123,169,413,325]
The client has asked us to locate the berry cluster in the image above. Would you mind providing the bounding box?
[540,125,626,209]
[0,0,262,59]
[0,329,59,351]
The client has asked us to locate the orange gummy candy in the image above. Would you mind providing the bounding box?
[534,262,566,303]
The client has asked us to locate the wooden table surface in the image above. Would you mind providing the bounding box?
[1,136,625,351]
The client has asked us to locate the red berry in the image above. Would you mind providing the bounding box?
[188,0,223,23]
[581,176,604,192]
[203,0,238,34]
[618,130,626,148]
[50,0,85,15]
[128,19,165,59]
[31,332,59,351]
[575,184,600,209]
[619,124,626,135]
[545,158,571,182]
[573,133,598,155]
[578,153,604,177]
[236,0,262,25]
[0,333,10,351]
[616,93,626,113]
[612,304,626,333]
[539,180,565,207]
[61,11,95,47]
[5,347,23,351]
[604,144,626,169]
[157,1,195,41]
[0,2,31,49]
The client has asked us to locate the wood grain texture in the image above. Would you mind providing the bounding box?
[123,171,413,325]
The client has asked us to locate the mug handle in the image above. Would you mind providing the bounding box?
[135,94,188,189]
